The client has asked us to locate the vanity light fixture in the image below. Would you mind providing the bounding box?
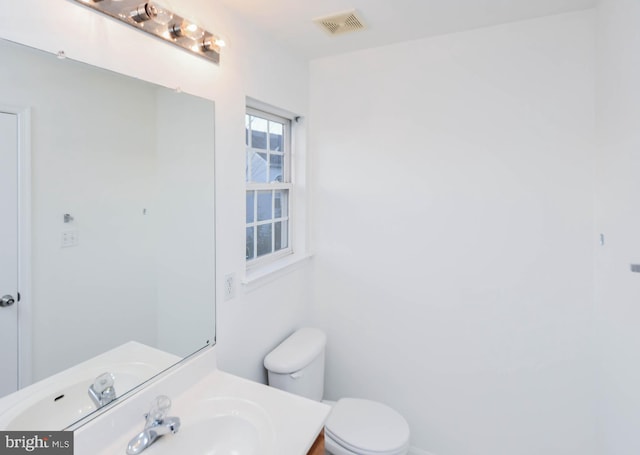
[73,0,222,64]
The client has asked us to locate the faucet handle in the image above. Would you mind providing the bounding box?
[145,395,172,427]
[93,372,115,393]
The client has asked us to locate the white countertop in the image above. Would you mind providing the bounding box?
[74,346,331,455]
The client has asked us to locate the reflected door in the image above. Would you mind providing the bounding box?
[0,110,19,396]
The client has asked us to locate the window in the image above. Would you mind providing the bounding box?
[245,108,292,265]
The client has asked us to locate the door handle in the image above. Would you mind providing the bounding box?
[0,295,15,307]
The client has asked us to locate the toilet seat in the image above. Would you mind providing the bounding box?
[325,432,409,455]
[324,398,410,455]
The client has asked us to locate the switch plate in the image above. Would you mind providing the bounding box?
[61,230,79,248]
[223,273,236,301]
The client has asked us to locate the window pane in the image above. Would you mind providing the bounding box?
[245,114,250,146]
[246,227,255,260]
[269,121,283,152]
[269,154,283,183]
[257,224,273,257]
[245,150,251,182]
[274,190,288,218]
[246,191,255,223]
[248,151,268,183]
[250,116,267,150]
[257,191,272,222]
[275,221,288,251]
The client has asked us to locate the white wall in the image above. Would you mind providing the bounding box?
[0,0,312,383]
[310,11,597,455]
[594,0,640,453]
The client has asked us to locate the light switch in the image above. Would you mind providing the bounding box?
[61,230,79,248]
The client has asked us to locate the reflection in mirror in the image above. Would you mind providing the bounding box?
[0,38,215,428]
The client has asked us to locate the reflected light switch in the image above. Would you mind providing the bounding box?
[61,230,79,248]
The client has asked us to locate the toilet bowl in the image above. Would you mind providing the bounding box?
[264,328,410,455]
[324,398,410,455]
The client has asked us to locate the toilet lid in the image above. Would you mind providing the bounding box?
[325,398,410,454]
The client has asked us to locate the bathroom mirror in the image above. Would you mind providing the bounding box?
[0,38,215,426]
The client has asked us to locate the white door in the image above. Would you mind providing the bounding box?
[0,111,19,396]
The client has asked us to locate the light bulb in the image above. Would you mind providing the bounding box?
[202,35,224,52]
[170,20,204,40]
[184,22,204,39]
[148,1,173,25]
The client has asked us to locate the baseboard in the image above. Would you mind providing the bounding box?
[408,447,437,455]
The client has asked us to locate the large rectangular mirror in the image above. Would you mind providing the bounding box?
[0,38,215,427]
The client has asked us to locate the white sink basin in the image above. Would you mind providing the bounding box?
[7,377,96,430]
[0,342,181,431]
[5,366,154,430]
[140,398,275,455]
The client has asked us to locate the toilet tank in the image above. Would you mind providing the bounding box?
[263,328,326,401]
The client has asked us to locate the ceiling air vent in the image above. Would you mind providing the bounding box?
[313,10,366,36]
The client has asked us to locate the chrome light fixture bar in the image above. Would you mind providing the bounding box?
[73,0,224,64]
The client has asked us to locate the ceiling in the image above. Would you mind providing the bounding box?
[216,0,597,59]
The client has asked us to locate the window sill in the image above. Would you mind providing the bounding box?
[242,252,313,292]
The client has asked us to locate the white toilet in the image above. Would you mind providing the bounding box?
[264,328,410,455]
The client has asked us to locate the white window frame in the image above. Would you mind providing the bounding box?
[245,107,293,269]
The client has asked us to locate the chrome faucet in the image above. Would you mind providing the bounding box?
[88,372,116,408]
[126,396,181,455]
